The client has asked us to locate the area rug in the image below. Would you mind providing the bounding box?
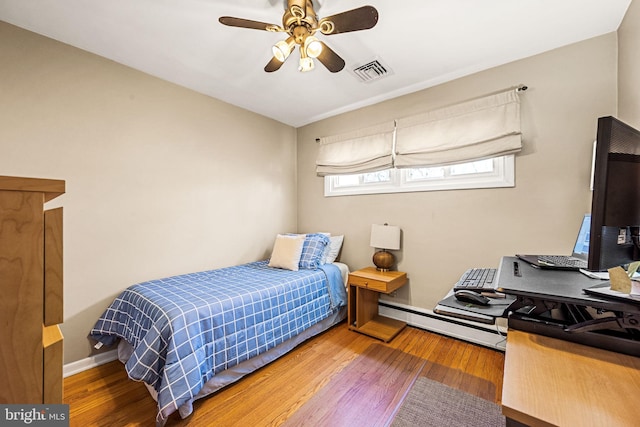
[283,344,425,427]
[391,377,506,427]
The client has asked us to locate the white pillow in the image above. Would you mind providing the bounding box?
[323,235,344,264]
[268,234,305,271]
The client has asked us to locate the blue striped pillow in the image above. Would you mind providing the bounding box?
[298,233,330,269]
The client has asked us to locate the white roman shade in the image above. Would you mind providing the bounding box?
[316,121,395,176]
[395,89,522,168]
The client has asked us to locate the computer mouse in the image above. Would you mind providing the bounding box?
[454,290,490,306]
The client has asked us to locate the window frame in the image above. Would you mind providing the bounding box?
[324,155,515,197]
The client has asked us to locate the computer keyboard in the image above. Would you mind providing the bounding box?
[537,255,588,269]
[453,268,497,291]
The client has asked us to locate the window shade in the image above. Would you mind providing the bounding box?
[316,121,395,176]
[395,89,522,168]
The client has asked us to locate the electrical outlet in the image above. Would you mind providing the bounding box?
[618,227,627,244]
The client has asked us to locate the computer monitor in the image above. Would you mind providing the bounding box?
[588,116,640,271]
[572,214,591,259]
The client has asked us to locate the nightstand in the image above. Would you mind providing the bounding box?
[347,267,408,342]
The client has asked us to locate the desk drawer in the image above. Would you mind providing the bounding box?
[349,275,389,292]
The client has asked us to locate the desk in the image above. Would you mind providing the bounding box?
[495,256,640,356]
[502,330,640,427]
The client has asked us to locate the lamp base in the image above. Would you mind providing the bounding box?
[372,250,395,272]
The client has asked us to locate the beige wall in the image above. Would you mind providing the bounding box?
[0,22,297,364]
[297,34,617,311]
[619,0,640,128]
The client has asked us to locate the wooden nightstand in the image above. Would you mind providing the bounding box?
[347,267,407,342]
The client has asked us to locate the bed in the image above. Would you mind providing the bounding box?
[89,233,347,426]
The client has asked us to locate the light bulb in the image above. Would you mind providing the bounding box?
[272,38,294,62]
[298,57,314,72]
[304,37,323,58]
[272,41,290,62]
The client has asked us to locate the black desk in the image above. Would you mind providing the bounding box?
[495,256,640,356]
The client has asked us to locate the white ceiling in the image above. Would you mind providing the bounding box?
[0,0,632,127]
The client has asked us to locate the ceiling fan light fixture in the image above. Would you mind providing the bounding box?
[220,3,379,74]
[304,36,323,58]
[272,37,295,62]
[299,57,314,72]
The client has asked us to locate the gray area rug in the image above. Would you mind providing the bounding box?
[391,377,506,427]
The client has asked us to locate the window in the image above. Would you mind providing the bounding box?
[324,155,514,196]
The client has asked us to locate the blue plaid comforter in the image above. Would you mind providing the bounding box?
[89,261,346,424]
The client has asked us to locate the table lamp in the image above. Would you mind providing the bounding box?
[370,223,401,271]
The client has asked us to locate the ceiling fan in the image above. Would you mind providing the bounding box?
[219,0,378,73]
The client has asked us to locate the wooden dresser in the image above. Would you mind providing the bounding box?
[0,176,65,404]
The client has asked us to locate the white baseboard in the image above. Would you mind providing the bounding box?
[379,301,508,351]
[63,349,118,378]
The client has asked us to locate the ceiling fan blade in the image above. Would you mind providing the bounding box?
[319,6,378,35]
[264,56,285,72]
[219,16,283,32]
[316,42,345,73]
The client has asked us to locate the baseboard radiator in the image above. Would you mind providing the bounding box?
[378,301,507,351]
[64,301,506,377]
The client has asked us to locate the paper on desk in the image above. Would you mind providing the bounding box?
[579,269,609,279]
[628,261,640,277]
[579,269,640,280]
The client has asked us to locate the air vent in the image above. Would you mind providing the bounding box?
[352,59,392,83]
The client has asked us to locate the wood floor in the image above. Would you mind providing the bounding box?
[64,323,505,426]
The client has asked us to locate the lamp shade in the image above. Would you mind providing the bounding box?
[370,224,401,250]
[304,36,323,58]
[272,37,295,62]
[298,56,314,72]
